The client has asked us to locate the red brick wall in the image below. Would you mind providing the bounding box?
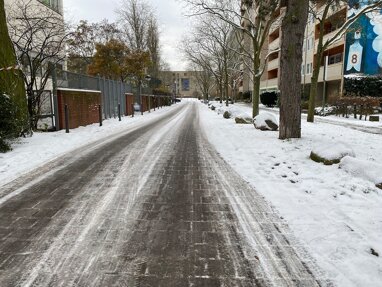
[125,93,134,115]
[57,89,101,130]
[141,95,154,112]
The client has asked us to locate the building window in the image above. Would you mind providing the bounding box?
[181,78,190,91]
[328,53,342,65]
[306,63,312,74]
[301,64,305,75]
[38,0,62,14]
[307,37,314,50]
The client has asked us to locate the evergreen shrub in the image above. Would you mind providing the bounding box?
[242,91,252,101]
[344,76,382,98]
[260,91,279,107]
[0,92,18,152]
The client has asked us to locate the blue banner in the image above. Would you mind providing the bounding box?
[344,1,382,75]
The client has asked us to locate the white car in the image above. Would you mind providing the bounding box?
[133,103,141,112]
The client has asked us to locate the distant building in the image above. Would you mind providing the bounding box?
[160,71,202,98]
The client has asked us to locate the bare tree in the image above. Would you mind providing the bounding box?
[279,0,309,139]
[189,63,215,101]
[307,0,382,122]
[183,0,280,117]
[182,29,224,103]
[118,0,152,52]
[6,0,68,130]
[118,0,157,105]
[147,16,161,80]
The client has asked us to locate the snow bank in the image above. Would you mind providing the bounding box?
[199,101,382,286]
[340,156,382,186]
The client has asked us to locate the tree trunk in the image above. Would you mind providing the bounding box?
[0,0,28,133]
[307,46,324,122]
[252,75,260,118]
[224,53,229,107]
[279,0,309,139]
[307,71,319,122]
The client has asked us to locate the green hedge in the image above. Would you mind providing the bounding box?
[344,76,382,98]
[260,91,279,107]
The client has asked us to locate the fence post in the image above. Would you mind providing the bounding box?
[51,64,60,131]
[148,96,151,113]
[141,96,143,115]
[65,104,69,133]
[99,104,103,126]
[132,104,134,117]
[118,103,121,121]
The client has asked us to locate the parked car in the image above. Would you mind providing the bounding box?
[175,98,182,102]
[133,103,140,111]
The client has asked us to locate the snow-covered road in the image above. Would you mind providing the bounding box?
[0,102,325,286]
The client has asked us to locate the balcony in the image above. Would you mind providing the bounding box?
[269,38,280,51]
[268,58,279,71]
[315,31,345,51]
[267,78,278,88]
[318,62,343,82]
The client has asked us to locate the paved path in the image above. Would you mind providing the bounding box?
[0,102,325,286]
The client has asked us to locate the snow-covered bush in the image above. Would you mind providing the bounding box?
[314,106,335,116]
[254,112,278,131]
[0,92,19,152]
[340,156,382,189]
[310,142,355,165]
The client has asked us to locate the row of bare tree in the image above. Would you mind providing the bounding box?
[181,0,382,139]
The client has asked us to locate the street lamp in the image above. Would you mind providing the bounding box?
[140,75,151,115]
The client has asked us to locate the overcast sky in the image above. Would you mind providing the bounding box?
[63,0,190,71]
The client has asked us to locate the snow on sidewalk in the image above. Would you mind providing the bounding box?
[199,102,382,287]
[0,104,181,187]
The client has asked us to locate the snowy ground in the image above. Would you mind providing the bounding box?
[0,104,181,187]
[1,99,381,286]
[261,105,382,130]
[199,101,382,287]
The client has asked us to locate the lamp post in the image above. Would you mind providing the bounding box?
[140,74,151,115]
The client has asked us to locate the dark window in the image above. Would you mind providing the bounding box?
[328,53,342,65]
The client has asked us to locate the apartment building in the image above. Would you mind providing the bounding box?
[5,0,65,77]
[160,71,202,98]
[258,2,346,104]
[5,0,63,15]
[245,1,382,104]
